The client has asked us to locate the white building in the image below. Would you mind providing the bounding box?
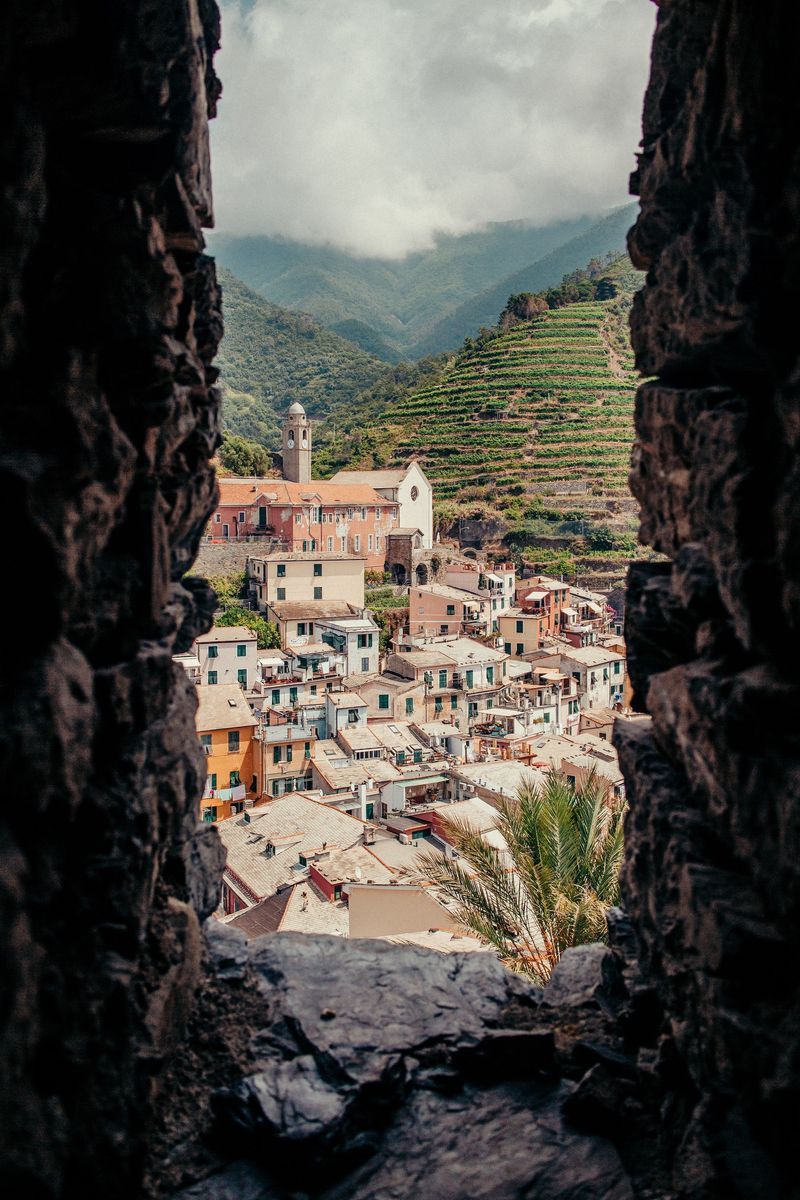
[193,626,258,689]
[316,613,380,676]
[557,646,626,711]
[329,462,433,548]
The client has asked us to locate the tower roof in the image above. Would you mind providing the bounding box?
[287,401,306,415]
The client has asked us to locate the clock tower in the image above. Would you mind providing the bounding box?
[282,401,311,483]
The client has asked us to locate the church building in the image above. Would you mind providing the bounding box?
[207,402,407,571]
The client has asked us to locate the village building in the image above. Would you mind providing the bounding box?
[407,582,492,639]
[193,626,258,689]
[330,462,433,548]
[515,575,571,638]
[445,560,516,625]
[248,551,365,613]
[449,760,548,806]
[259,717,316,798]
[215,793,391,916]
[342,671,427,722]
[196,684,259,823]
[265,599,359,649]
[385,637,509,728]
[317,613,380,677]
[543,645,626,711]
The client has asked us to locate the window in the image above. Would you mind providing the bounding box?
[361,506,366,519]
[434,697,443,713]
[450,695,457,710]
[446,605,455,616]
[368,534,373,551]
[614,661,622,675]
[200,734,211,753]
[228,731,240,753]
[375,534,381,551]
[314,563,322,576]
[295,513,302,524]
[516,643,524,656]
[327,536,334,552]
[516,620,524,633]
[202,807,216,823]
[410,485,419,500]
[396,751,406,765]
[208,670,218,685]
[277,564,286,577]
[413,749,422,763]
[237,644,247,657]
[222,524,229,538]
[465,669,474,689]
[273,746,281,764]
[314,586,322,599]
[277,587,286,601]
[543,712,551,723]
[603,668,609,682]
[302,541,308,552]
[378,693,389,710]
[207,644,218,658]
[486,667,494,684]
[271,689,280,705]
[505,642,512,654]
[361,657,370,672]
[438,669,447,688]
[237,669,247,687]
[357,633,373,648]
[229,771,240,786]
[238,511,245,523]
[289,687,298,704]
[347,507,354,519]
[297,623,306,636]
[340,536,346,552]
[381,803,388,819]
[365,802,374,820]
[208,773,217,790]
[286,746,293,764]
[486,699,493,710]
[354,534,361,552]
[214,513,221,523]
[391,508,397,519]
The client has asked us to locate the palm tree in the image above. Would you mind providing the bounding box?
[416,770,626,984]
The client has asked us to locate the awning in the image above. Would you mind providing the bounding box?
[585,600,603,614]
[180,655,201,669]
[258,656,285,668]
[485,572,503,584]
[290,641,331,655]
[561,607,578,619]
[524,590,547,601]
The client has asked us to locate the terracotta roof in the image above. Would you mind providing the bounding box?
[218,477,392,507]
[225,888,294,937]
[196,625,256,643]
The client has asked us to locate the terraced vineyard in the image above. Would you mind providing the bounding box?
[386,298,642,588]
[391,301,634,496]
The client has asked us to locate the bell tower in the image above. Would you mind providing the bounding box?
[282,401,311,483]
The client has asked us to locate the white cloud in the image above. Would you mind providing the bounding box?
[211,0,655,258]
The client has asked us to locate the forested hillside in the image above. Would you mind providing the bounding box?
[216,267,386,449]
[409,204,636,357]
[211,208,633,360]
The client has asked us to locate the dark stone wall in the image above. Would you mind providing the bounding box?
[617,1,800,1194]
[0,2,223,1195]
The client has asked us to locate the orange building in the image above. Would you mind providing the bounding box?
[196,684,259,822]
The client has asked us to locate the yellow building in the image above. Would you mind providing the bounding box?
[248,552,365,612]
[196,684,258,822]
[497,608,544,657]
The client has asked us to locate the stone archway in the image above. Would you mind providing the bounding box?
[415,562,429,586]
[392,562,408,585]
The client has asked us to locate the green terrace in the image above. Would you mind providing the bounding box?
[387,300,639,526]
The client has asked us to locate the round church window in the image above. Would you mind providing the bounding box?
[410,485,419,500]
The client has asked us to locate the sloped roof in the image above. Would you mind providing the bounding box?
[218,477,391,507]
[196,684,258,733]
[329,468,408,486]
[196,625,256,644]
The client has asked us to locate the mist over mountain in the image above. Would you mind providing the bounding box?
[211,208,633,360]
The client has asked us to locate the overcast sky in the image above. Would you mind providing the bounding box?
[211,0,655,259]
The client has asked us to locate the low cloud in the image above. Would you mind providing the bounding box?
[211,0,655,258]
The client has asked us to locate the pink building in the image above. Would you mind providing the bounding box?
[207,478,399,571]
[408,584,492,639]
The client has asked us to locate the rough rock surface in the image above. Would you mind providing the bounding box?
[620,1,800,1195]
[166,930,645,1200]
[0,2,223,1196]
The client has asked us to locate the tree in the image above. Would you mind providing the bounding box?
[499,292,548,329]
[218,433,271,476]
[416,771,626,984]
